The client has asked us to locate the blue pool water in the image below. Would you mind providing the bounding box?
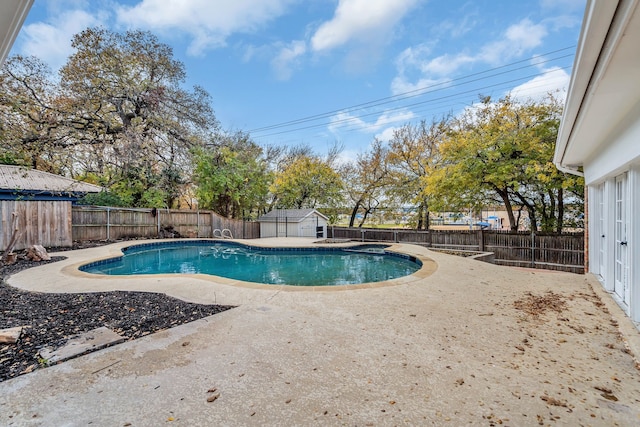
[80,241,421,286]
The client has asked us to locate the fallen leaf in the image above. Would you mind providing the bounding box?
[540,395,567,407]
[207,393,220,403]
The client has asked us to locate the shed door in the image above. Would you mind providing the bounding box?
[614,173,629,305]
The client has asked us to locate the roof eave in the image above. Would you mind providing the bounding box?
[0,0,33,65]
[554,0,620,170]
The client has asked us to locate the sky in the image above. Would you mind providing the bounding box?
[11,0,587,161]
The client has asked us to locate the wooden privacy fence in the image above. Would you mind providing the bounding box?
[0,200,73,251]
[72,205,260,241]
[329,227,585,274]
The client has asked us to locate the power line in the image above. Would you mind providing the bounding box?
[249,45,575,135]
[253,64,572,138]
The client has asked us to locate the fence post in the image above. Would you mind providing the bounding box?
[531,230,535,268]
[478,229,484,252]
[106,207,110,241]
[210,212,214,238]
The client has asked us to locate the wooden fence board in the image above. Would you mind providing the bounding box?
[1,200,72,251]
[71,206,260,242]
[329,227,584,273]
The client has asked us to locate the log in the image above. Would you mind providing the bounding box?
[26,244,51,261]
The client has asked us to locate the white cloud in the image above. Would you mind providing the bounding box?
[508,66,570,101]
[375,126,399,143]
[390,76,451,96]
[329,109,415,134]
[310,0,419,52]
[19,9,103,70]
[422,53,475,76]
[271,40,307,80]
[479,19,547,64]
[116,0,294,55]
[393,18,550,95]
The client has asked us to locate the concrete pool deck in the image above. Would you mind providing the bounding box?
[2,238,640,426]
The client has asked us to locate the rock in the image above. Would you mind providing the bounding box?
[0,326,23,344]
[25,245,51,262]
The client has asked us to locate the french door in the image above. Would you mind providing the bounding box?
[614,174,629,305]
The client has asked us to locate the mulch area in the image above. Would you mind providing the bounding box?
[0,246,235,382]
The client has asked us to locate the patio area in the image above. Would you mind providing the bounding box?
[1,239,639,426]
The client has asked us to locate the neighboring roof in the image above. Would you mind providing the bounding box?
[0,0,33,66]
[258,208,329,223]
[0,165,103,199]
[554,0,640,172]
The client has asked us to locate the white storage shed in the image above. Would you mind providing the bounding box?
[258,209,328,238]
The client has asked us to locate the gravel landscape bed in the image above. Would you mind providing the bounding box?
[0,252,234,382]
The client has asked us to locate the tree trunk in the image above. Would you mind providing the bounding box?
[358,207,372,227]
[513,191,538,232]
[495,187,517,231]
[349,200,362,227]
[526,204,538,232]
[556,187,564,234]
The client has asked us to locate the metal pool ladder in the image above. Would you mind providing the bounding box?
[213,228,234,239]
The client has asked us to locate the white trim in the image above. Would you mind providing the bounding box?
[0,0,33,65]
[629,165,640,322]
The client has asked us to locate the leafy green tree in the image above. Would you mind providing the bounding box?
[270,155,343,209]
[425,95,583,232]
[193,132,270,218]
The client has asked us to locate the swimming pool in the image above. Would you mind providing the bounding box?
[80,241,422,286]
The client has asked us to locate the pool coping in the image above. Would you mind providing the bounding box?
[59,238,437,292]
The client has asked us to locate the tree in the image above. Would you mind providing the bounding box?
[270,155,343,209]
[342,139,392,227]
[0,55,64,171]
[425,94,584,232]
[0,28,219,208]
[193,131,270,218]
[388,119,448,229]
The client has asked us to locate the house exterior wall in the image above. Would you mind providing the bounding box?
[584,101,640,184]
[586,160,640,323]
[555,0,640,325]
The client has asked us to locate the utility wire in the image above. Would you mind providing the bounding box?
[254,64,572,138]
[249,46,576,135]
